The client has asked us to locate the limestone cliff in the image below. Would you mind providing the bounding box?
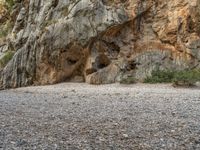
[0,0,200,88]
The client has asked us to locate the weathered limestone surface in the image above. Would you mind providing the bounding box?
[0,0,200,88]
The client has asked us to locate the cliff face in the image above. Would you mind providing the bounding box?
[0,0,200,88]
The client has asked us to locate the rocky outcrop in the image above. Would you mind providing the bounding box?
[0,0,200,88]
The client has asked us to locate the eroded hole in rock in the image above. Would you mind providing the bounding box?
[187,16,195,33]
[39,43,87,84]
[95,54,111,69]
[52,0,59,8]
[66,58,77,65]
[84,53,111,76]
[103,41,120,58]
[127,60,137,71]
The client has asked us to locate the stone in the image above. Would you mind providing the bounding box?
[0,0,200,88]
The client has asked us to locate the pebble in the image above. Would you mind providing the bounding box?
[0,83,200,149]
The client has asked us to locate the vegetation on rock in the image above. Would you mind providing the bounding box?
[0,0,14,40]
[172,70,200,87]
[0,20,13,38]
[144,69,200,87]
[5,0,15,11]
[144,69,175,83]
[0,51,14,68]
[120,76,136,84]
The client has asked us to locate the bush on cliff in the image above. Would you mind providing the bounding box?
[0,51,14,68]
[5,0,15,10]
[144,69,174,83]
[0,21,13,38]
[172,70,200,87]
[144,69,200,87]
[120,76,136,84]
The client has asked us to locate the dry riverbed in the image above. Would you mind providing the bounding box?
[0,83,200,149]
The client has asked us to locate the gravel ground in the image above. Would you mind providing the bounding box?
[0,83,200,150]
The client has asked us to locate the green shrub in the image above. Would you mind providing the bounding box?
[0,26,9,38]
[172,70,200,87]
[0,51,14,68]
[144,69,200,87]
[120,76,136,84]
[5,0,15,10]
[61,6,69,16]
[0,21,13,38]
[144,69,175,83]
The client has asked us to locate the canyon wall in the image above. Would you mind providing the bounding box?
[0,0,200,88]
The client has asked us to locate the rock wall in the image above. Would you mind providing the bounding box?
[0,0,200,88]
